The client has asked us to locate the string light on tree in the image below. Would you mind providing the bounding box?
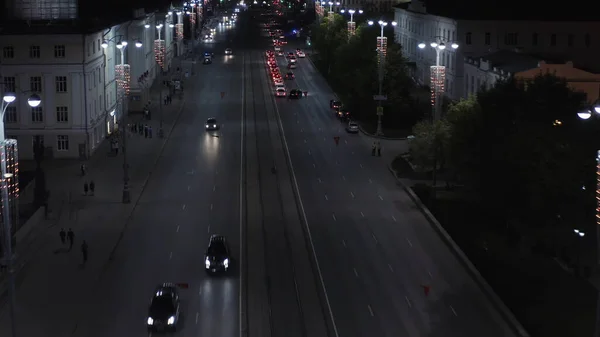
[430,66,445,107]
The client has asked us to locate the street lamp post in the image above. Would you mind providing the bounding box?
[0,89,42,337]
[340,9,362,39]
[576,104,600,337]
[156,21,171,139]
[417,39,459,120]
[101,37,142,204]
[327,1,340,15]
[368,19,397,136]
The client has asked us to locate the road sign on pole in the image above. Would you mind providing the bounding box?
[376,107,384,116]
[373,95,387,101]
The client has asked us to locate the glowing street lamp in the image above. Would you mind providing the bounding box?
[367,19,397,136]
[327,1,340,13]
[340,9,363,38]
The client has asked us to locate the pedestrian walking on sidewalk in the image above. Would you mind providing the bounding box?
[83,182,89,196]
[81,240,88,265]
[89,180,95,196]
[67,228,75,250]
[144,125,149,138]
[59,228,66,245]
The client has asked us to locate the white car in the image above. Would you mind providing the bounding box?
[274,46,281,52]
[346,121,359,133]
[297,51,305,58]
[275,88,287,97]
[288,63,297,69]
[274,78,284,86]
[275,84,285,91]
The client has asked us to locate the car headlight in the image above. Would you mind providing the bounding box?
[213,124,217,128]
[167,316,175,325]
[147,317,154,325]
[205,124,209,128]
[224,258,229,268]
[205,258,211,269]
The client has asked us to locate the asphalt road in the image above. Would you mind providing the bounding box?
[70,15,242,337]
[270,36,522,336]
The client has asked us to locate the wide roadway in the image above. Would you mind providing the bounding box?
[271,37,521,336]
[71,15,242,337]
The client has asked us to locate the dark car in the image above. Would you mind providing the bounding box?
[330,100,342,109]
[285,72,294,79]
[147,283,180,332]
[205,235,231,273]
[337,108,351,121]
[288,89,302,99]
[204,51,214,57]
[205,117,219,131]
[203,57,212,64]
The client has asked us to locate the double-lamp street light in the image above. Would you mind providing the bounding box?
[368,19,397,136]
[417,39,459,120]
[101,36,143,204]
[328,1,340,14]
[340,9,363,38]
[1,89,42,337]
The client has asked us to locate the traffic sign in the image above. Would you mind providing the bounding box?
[373,95,387,101]
[376,107,383,116]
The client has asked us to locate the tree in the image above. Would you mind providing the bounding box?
[445,96,481,184]
[381,43,418,129]
[309,14,347,76]
[408,118,451,173]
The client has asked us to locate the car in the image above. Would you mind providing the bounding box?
[337,109,351,121]
[205,235,232,273]
[346,121,359,133]
[279,35,285,39]
[297,51,305,58]
[147,283,181,331]
[205,118,219,130]
[274,46,281,52]
[330,100,342,109]
[225,48,233,55]
[204,51,214,58]
[203,58,212,64]
[287,52,294,58]
[277,50,284,56]
[275,88,287,97]
[288,89,302,99]
[285,72,294,79]
[288,62,297,69]
[289,56,297,63]
[274,78,284,85]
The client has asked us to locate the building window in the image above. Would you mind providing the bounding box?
[465,32,472,45]
[31,107,43,122]
[550,34,557,46]
[56,106,69,122]
[54,45,66,58]
[3,77,15,92]
[29,45,40,58]
[4,107,17,123]
[2,46,14,59]
[55,76,67,93]
[30,76,42,92]
[57,135,69,151]
[33,135,44,148]
[504,33,518,46]
[585,34,591,47]
[532,33,538,46]
[484,32,491,45]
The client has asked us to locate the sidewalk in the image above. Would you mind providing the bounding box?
[0,58,187,337]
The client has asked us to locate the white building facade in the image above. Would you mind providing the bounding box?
[0,10,174,160]
[394,0,600,100]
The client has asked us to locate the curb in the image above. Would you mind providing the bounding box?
[357,124,407,140]
[387,165,530,337]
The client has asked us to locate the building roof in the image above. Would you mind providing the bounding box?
[397,0,600,21]
[466,50,544,74]
[0,0,168,34]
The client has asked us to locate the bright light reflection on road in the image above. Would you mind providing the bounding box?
[202,133,219,163]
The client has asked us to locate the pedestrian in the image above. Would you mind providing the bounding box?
[89,180,95,196]
[149,126,153,138]
[164,97,167,105]
[81,240,88,265]
[371,142,376,156]
[377,142,382,157]
[114,141,119,155]
[59,228,66,245]
[83,182,89,196]
[80,164,86,176]
[67,228,75,250]
[139,123,143,134]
